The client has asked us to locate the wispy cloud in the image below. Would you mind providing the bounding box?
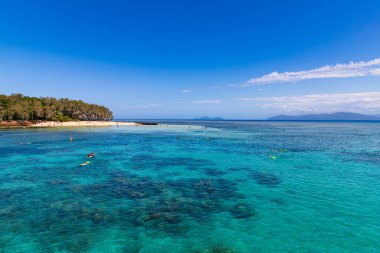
[237,92,380,114]
[241,58,380,86]
[181,58,380,91]
[181,58,380,93]
[178,99,223,104]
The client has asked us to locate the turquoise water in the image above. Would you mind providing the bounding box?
[0,122,379,253]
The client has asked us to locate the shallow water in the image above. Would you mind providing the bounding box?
[0,122,379,253]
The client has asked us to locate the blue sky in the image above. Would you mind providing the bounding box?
[1,0,380,119]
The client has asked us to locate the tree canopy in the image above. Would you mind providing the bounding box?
[0,93,113,121]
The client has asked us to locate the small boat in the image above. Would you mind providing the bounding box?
[80,161,91,166]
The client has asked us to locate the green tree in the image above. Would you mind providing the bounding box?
[0,93,113,121]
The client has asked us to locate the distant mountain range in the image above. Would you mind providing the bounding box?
[193,116,224,121]
[268,112,380,121]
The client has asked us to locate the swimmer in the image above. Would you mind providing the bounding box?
[87,152,96,158]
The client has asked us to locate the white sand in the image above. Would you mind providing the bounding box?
[31,121,138,128]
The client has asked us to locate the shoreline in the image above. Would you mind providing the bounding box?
[0,121,140,128]
[31,121,139,128]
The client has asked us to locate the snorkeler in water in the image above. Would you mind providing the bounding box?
[268,155,278,160]
[87,152,96,158]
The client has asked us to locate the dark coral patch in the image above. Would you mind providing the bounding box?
[76,171,245,235]
[81,171,164,200]
[269,198,287,205]
[204,168,226,177]
[195,245,236,253]
[229,203,256,219]
[344,151,380,165]
[250,171,281,187]
[229,167,252,172]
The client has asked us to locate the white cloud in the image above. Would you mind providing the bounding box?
[181,89,192,93]
[179,99,223,104]
[243,58,380,86]
[237,92,380,114]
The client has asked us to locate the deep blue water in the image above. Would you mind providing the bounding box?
[0,122,379,252]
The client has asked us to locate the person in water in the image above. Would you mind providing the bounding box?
[269,155,278,160]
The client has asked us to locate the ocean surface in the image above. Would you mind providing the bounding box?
[0,121,379,253]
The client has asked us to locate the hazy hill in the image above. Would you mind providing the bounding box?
[268,112,380,121]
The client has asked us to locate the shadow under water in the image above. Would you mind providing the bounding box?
[0,168,255,252]
[250,171,281,187]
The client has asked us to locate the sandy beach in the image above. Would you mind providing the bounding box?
[31,121,138,127]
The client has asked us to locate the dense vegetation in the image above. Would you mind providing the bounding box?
[0,93,113,121]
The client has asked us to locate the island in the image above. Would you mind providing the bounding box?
[268,112,380,121]
[0,93,137,127]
